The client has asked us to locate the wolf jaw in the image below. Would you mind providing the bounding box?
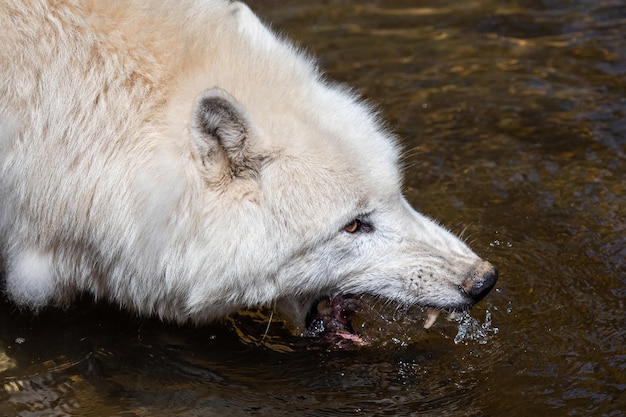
[285,261,498,344]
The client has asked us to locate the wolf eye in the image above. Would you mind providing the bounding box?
[343,218,373,234]
[344,219,361,233]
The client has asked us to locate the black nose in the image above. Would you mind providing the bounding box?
[463,262,498,303]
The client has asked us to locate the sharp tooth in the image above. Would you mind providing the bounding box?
[423,309,441,329]
[447,311,460,321]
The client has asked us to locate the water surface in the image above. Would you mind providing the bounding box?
[2,0,625,415]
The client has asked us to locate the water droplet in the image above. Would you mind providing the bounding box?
[453,308,497,345]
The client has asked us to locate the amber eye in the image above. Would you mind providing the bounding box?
[344,219,361,233]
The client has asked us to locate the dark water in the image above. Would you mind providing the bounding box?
[2,0,625,415]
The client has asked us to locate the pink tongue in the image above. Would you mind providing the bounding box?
[333,330,368,346]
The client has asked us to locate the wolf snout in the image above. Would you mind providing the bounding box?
[462,261,498,303]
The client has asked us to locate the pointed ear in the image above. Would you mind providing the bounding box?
[190,88,259,181]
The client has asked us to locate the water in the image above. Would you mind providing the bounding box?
[2,0,625,415]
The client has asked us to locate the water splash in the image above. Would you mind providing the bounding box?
[453,308,498,345]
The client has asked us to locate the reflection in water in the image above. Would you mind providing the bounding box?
[2,0,625,415]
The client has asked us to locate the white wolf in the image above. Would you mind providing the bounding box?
[0,0,497,338]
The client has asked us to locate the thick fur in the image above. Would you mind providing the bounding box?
[0,0,495,329]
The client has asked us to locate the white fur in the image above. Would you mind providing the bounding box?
[5,250,54,307]
[0,0,494,328]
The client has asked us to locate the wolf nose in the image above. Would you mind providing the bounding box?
[463,262,498,303]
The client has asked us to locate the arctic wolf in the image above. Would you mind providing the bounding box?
[0,0,497,338]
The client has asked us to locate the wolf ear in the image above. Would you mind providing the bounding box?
[190,88,258,181]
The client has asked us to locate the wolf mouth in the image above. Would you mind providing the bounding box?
[305,294,357,334]
[303,294,444,347]
[304,294,367,346]
[303,295,479,346]
[300,264,498,346]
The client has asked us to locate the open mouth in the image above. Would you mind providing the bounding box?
[304,294,367,346]
[299,266,497,347]
[303,295,466,346]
